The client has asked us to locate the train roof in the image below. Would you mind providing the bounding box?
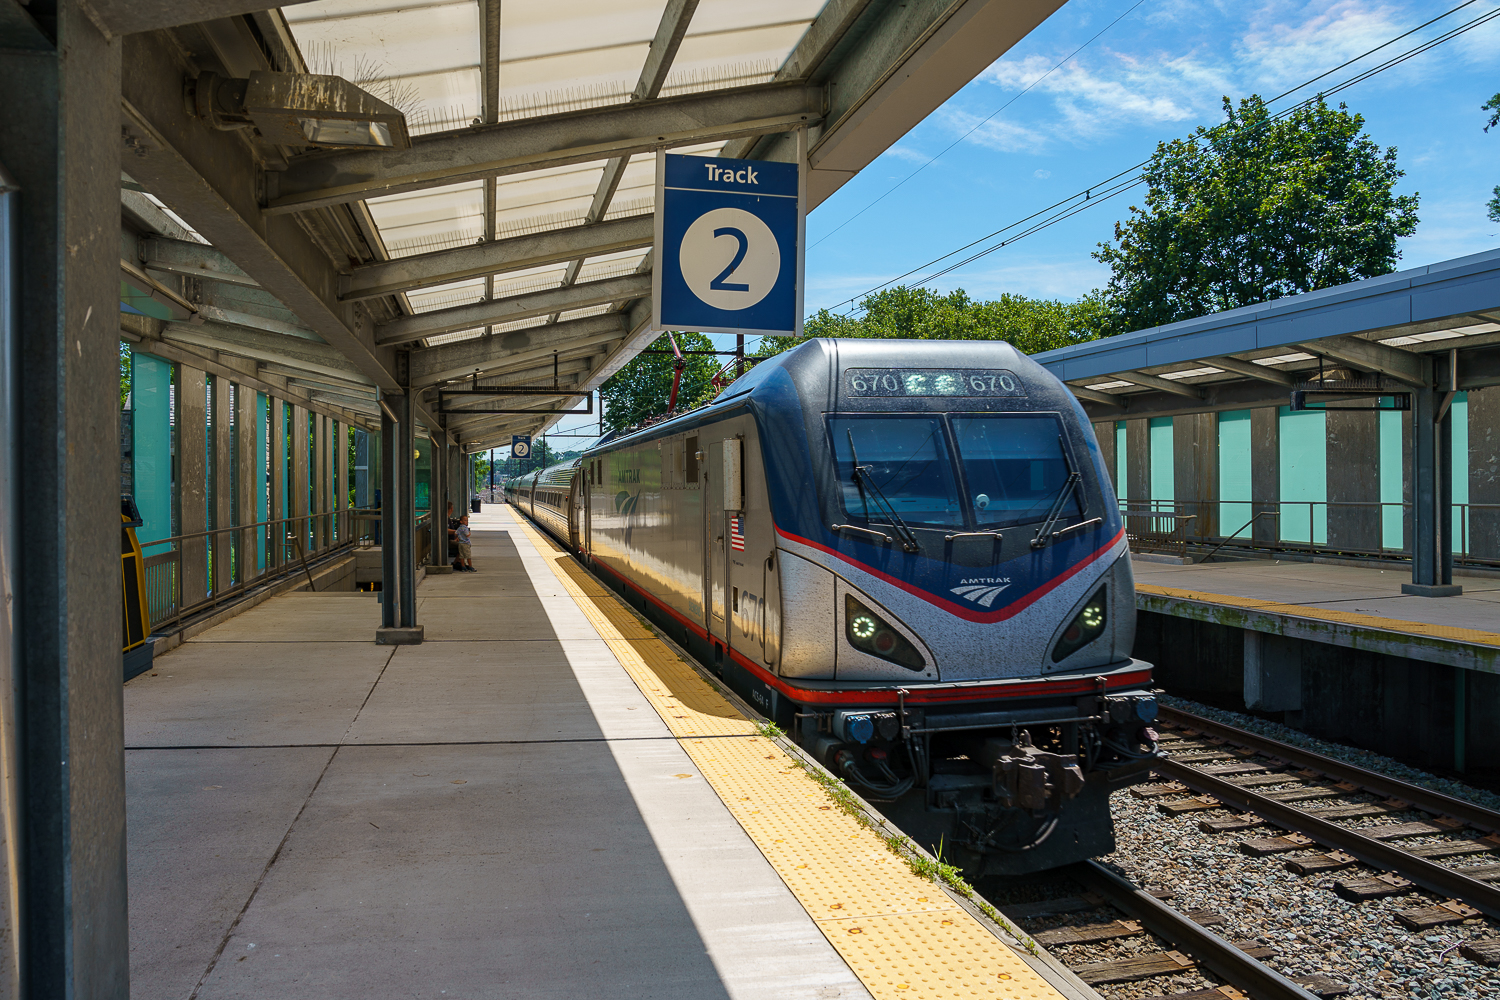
[593,337,1065,451]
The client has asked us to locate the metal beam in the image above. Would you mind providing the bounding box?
[341,214,653,301]
[1068,385,1124,407]
[84,1,323,36]
[720,0,873,160]
[267,83,824,213]
[378,273,649,345]
[410,314,626,387]
[1114,370,1205,400]
[1206,355,1295,387]
[140,235,260,288]
[1299,335,1427,388]
[257,360,375,388]
[548,0,701,321]
[120,30,400,392]
[162,320,368,383]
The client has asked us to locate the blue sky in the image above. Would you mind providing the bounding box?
[807,0,1500,313]
[540,0,1500,447]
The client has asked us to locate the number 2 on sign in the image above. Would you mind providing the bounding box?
[710,227,750,291]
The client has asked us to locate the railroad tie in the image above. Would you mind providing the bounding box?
[1137,988,1247,1000]
[1029,918,1142,946]
[1158,795,1222,815]
[1239,832,1314,856]
[1199,813,1265,834]
[1460,938,1500,966]
[1394,899,1481,930]
[1132,781,1189,799]
[1333,873,1414,901]
[1285,851,1358,875]
[1072,949,1194,985]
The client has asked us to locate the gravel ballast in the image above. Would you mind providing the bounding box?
[1084,696,1500,1000]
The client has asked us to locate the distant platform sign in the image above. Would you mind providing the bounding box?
[511,435,530,459]
[654,152,803,337]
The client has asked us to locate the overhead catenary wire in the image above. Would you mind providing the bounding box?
[821,0,1496,319]
[809,0,1154,251]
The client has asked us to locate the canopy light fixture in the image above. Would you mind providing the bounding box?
[186,71,411,150]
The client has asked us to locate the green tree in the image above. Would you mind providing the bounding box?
[1483,92,1500,223]
[753,286,1111,360]
[1094,95,1419,331]
[600,332,721,433]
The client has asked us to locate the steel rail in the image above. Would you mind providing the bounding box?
[1158,705,1500,833]
[1153,757,1500,920]
[1067,861,1319,1000]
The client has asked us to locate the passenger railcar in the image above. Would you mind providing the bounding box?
[506,338,1158,874]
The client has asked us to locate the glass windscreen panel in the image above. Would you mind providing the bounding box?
[829,416,964,528]
[950,415,1076,527]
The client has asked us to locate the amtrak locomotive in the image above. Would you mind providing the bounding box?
[506,338,1159,874]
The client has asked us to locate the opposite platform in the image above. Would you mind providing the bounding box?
[1132,556,1500,673]
[126,507,1077,999]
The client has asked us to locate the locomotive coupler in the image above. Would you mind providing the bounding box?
[981,737,1085,814]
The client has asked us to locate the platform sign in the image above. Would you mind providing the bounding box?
[653,150,804,337]
[511,435,530,459]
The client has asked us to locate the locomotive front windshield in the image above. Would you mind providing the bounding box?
[829,416,965,527]
[828,413,1077,530]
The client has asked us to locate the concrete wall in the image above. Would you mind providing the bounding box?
[1472,386,1500,560]
[1250,407,1279,544]
[1139,609,1496,779]
[1173,412,1217,537]
[1325,401,1381,552]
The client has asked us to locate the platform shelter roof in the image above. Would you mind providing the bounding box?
[1032,249,1500,421]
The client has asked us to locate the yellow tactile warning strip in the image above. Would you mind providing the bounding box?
[1137,582,1500,648]
[505,509,1062,1000]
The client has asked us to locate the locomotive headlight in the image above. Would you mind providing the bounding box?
[844,594,925,671]
[1051,585,1108,663]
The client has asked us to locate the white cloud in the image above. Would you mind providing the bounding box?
[1034,169,1052,179]
[936,106,1049,154]
[952,0,1500,155]
[881,144,933,165]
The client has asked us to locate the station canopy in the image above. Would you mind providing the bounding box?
[118,0,1067,453]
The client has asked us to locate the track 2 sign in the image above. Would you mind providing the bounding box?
[511,435,530,459]
[653,152,803,337]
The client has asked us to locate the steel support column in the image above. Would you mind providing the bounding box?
[1405,366,1460,596]
[0,2,129,993]
[434,435,450,568]
[377,392,422,642]
[380,396,399,630]
[269,398,285,569]
[399,393,418,627]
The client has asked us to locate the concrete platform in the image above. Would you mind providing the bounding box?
[126,510,878,999]
[1132,556,1500,672]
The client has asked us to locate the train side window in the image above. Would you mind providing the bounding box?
[685,436,698,482]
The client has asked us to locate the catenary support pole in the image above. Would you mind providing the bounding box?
[0,3,130,993]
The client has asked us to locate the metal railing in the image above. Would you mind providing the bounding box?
[1119,503,1197,559]
[139,507,380,630]
[1119,499,1500,567]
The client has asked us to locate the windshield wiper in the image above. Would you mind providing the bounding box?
[1030,472,1083,549]
[846,431,921,553]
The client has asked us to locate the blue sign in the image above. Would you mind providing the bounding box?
[511,435,531,459]
[653,152,803,336]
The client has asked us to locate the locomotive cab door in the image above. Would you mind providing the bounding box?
[705,439,727,647]
[568,474,581,551]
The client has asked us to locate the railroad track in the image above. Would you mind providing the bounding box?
[1139,705,1500,966]
[994,862,1340,1000]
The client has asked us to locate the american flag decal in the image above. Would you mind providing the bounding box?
[729,514,745,551]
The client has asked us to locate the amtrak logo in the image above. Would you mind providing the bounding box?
[950,577,1011,608]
